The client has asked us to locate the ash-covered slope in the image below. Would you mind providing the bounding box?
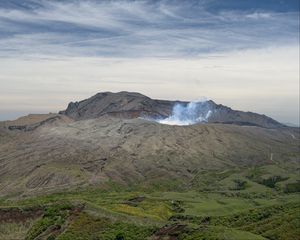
[60,91,283,128]
[0,116,298,196]
[206,101,283,128]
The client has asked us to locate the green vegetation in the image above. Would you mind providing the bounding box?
[232,179,249,190]
[0,164,299,240]
[180,226,267,240]
[284,180,300,193]
[25,203,74,240]
[260,176,289,188]
[57,213,156,240]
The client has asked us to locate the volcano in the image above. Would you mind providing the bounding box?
[1,91,299,240]
[0,91,297,197]
[59,91,283,128]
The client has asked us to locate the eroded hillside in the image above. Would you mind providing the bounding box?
[0,114,298,197]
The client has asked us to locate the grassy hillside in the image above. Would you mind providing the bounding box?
[1,162,299,240]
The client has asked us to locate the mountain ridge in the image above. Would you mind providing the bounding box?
[59,91,284,128]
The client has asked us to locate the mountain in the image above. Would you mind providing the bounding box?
[59,91,178,120]
[0,109,298,196]
[0,92,299,240]
[59,91,284,128]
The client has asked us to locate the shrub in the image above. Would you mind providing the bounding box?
[232,179,248,190]
[260,176,288,188]
[284,181,300,193]
[115,233,125,240]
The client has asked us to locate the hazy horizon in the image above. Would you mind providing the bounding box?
[0,0,299,125]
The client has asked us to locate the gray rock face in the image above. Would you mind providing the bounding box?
[59,91,284,128]
[59,91,183,120]
[207,102,284,128]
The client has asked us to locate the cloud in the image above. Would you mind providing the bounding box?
[0,0,298,58]
[0,45,298,124]
[246,12,271,19]
[0,0,298,124]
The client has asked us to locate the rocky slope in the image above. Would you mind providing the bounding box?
[59,91,284,128]
[59,91,178,120]
[0,114,298,197]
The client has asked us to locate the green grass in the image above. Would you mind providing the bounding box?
[25,203,74,240]
[0,164,299,240]
[180,226,267,240]
[57,213,156,240]
[209,201,300,240]
[107,200,173,221]
[0,190,298,240]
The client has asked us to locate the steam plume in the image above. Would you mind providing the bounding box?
[157,99,212,126]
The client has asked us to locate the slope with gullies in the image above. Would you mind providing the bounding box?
[0,113,298,196]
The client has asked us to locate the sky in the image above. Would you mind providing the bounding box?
[0,0,299,125]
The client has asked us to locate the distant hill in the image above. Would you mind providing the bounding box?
[282,122,299,127]
[59,91,284,128]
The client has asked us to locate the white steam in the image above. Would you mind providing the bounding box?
[156,99,213,126]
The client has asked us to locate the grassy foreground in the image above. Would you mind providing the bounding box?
[0,165,299,240]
